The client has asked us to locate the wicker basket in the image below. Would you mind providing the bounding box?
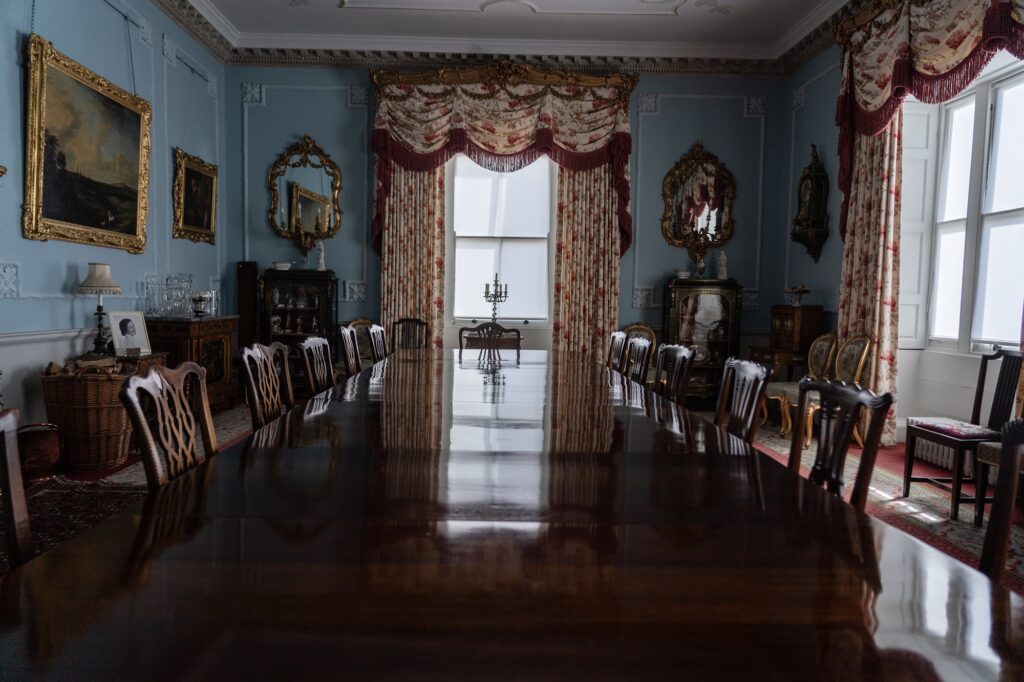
[41,367,132,471]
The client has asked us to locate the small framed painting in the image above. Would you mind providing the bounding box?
[173,148,218,244]
[108,311,151,355]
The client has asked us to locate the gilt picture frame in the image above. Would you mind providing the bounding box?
[23,34,151,254]
[289,182,331,238]
[172,148,217,245]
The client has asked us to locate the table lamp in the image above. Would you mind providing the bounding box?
[76,263,122,355]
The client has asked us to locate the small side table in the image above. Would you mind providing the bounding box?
[749,346,807,381]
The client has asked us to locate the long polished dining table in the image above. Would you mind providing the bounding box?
[1,349,1021,680]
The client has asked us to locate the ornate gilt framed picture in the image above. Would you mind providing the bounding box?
[791,144,830,262]
[290,182,330,237]
[173,148,217,244]
[23,34,151,254]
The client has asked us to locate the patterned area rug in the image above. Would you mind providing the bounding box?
[0,406,252,574]
[754,431,1024,595]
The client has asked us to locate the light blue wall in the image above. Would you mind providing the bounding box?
[0,0,845,340]
[0,0,227,334]
[778,46,844,323]
[223,66,378,322]
[624,74,789,336]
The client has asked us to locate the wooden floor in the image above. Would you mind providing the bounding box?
[0,350,1020,680]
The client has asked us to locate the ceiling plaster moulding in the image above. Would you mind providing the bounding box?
[157,0,872,75]
[338,0,692,16]
[234,32,778,61]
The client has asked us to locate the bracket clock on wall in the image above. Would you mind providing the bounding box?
[791,144,830,262]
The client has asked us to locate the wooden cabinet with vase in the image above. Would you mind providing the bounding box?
[662,276,741,402]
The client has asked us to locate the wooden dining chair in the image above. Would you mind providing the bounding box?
[606,330,627,370]
[787,379,893,511]
[651,344,696,404]
[902,347,1024,522]
[120,363,219,490]
[241,342,295,429]
[0,408,32,566]
[391,317,429,350]
[299,336,335,395]
[714,357,772,444]
[458,322,522,362]
[338,324,362,377]
[623,322,657,375]
[979,419,1024,581]
[368,324,389,363]
[622,337,653,384]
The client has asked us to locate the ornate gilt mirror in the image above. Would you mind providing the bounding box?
[660,142,737,275]
[267,134,342,254]
[791,144,830,262]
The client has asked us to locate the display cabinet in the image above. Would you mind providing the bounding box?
[260,269,338,393]
[662,277,741,402]
[768,304,823,352]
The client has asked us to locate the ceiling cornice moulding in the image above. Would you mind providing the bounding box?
[154,0,868,76]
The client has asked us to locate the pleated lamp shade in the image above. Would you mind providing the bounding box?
[76,263,122,296]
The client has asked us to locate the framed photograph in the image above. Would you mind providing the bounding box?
[290,182,330,236]
[23,34,152,254]
[108,311,151,356]
[173,148,217,244]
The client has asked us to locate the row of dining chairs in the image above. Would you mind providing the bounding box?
[604,326,899,515]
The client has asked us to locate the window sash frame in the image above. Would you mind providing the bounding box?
[444,155,558,328]
[925,74,998,352]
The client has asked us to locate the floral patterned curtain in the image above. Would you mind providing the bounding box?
[380,166,445,347]
[836,112,902,446]
[552,165,622,354]
[836,0,1024,236]
[371,63,636,348]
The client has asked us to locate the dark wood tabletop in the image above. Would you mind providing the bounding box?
[1,350,1020,680]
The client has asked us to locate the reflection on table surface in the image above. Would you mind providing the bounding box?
[1,350,1020,681]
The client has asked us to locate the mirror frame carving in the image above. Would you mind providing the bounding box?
[660,142,736,273]
[267,134,342,254]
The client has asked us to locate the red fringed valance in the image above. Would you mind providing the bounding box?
[836,0,1024,238]
[370,64,637,255]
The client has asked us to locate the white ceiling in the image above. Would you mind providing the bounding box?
[190,0,849,60]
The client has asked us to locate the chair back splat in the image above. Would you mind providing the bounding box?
[299,336,335,395]
[368,324,389,363]
[0,408,32,565]
[338,325,362,376]
[392,317,429,350]
[241,342,295,430]
[975,348,1024,430]
[979,419,1024,581]
[652,344,696,404]
[787,379,893,511]
[623,337,653,384]
[607,331,627,370]
[120,363,219,490]
[715,358,772,444]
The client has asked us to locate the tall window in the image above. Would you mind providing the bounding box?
[905,54,1024,350]
[451,155,555,322]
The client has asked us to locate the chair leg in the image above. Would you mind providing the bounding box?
[902,433,916,498]
[975,462,990,528]
[804,407,815,449]
[852,423,864,449]
[951,445,965,522]
[779,400,790,437]
[760,402,767,426]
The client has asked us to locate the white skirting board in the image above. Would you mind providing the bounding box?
[0,329,94,422]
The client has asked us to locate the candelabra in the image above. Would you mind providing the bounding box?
[483,273,508,324]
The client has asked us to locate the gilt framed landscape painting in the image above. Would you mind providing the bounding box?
[23,34,151,254]
[173,148,217,244]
